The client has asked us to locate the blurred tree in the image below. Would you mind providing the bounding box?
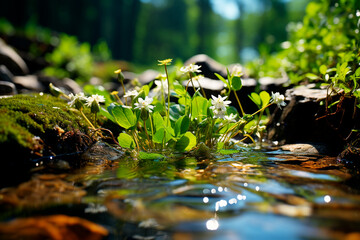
[0,0,310,66]
[196,0,215,57]
[255,0,288,54]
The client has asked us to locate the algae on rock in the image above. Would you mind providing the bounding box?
[0,94,94,166]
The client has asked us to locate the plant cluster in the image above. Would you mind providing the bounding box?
[54,60,286,155]
[247,0,360,110]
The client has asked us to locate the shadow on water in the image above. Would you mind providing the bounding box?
[1,142,360,239]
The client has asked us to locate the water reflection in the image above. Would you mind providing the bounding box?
[2,146,359,240]
[324,195,331,203]
[206,218,219,231]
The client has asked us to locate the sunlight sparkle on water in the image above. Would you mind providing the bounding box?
[229,198,237,204]
[203,197,209,203]
[206,218,219,231]
[324,195,331,203]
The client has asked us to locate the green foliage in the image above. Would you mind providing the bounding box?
[118,133,135,149]
[247,0,360,108]
[44,34,94,82]
[108,104,137,130]
[99,61,283,155]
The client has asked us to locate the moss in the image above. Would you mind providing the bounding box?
[0,94,92,160]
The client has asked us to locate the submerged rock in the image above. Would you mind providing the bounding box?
[0,214,108,240]
[281,143,330,155]
[0,174,86,208]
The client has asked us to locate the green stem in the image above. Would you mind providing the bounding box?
[143,119,153,149]
[80,109,96,130]
[164,65,171,126]
[233,90,245,117]
[120,81,127,106]
[132,130,140,151]
[251,103,273,117]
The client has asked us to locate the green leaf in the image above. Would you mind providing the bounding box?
[355,67,360,77]
[175,131,196,152]
[108,104,136,129]
[175,115,190,137]
[231,76,242,91]
[305,73,320,80]
[153,127,174,143]
[138,151,164,160]
[153,112,165,130]
[215,73,228,87]
[217,142,225,150]
[169,104,185,121]
[249,92,261,107]
[218,149,240,155]
[173,81,187,96]
[191,96,209,120]
[99,107,115,123]
[259,91,270,108]
[117,133,135,149]
[319,65,327,75]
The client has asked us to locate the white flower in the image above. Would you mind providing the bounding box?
[180,63,202,74]
[231,65,243,77]
[134,96,154,112]
[224,113,237,122]
[270,92,286,109]
[85,94,105,107]
[213,109,227,119]
[68,92,87,107]
[154,79,169,95]
[124,89,139,98]
[210,95,231,112]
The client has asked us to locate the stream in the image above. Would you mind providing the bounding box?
[1,142,360,240]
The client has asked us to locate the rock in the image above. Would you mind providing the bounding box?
[0,38,29,75]
[61,77,82,94]
[184,54,227,79]
[89,76,103,86]
[0,65,14,82]
[259,76,288,93]
[267,84,359,154]
[286,85,331,101]
[122,71,137,82]
[281,143,330,155]
[38,75,82,94]
[182,77,224,91]
[13,75,45,92]
[0,81,17,95]
[0,174,86,208]
[337,134,360,167]
[0,94,94,185]
[138,69,160,85]
[0,215,108,240]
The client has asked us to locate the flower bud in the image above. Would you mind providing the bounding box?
[90,101,100,113]
[140,108,149,121]
[49,83,63,97]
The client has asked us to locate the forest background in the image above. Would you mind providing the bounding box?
[0,0,311,67]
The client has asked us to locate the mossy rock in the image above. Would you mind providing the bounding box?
[0,94,93,172]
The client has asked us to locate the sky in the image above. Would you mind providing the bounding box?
[210,0,266,19]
